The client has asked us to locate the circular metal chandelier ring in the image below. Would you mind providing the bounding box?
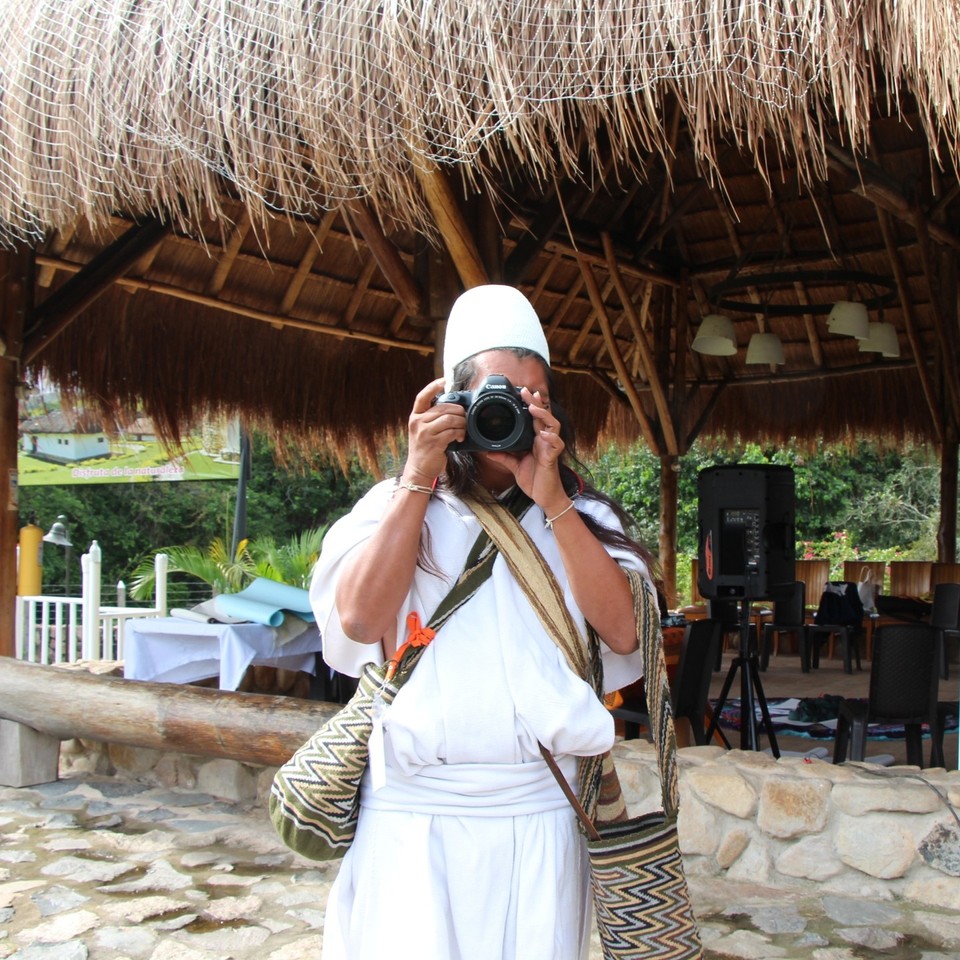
[708,269,897,317]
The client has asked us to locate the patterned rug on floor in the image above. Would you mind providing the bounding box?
[710,696,959,741]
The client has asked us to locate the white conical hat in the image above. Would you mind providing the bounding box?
[442,285,550,387]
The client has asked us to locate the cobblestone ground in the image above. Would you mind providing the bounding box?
[2,775,960,960]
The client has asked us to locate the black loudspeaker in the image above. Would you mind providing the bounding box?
[697,465,795,601]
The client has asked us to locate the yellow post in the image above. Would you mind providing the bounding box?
[17,522,42,596]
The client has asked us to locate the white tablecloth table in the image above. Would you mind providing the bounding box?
[124,617,322,690]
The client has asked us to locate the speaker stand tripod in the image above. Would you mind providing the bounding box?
[705,598,780,757]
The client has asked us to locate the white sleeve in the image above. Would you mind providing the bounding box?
[573,496,657,692]
[309,480,394,677]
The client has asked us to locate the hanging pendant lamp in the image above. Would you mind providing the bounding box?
[692,314,736,356]
[745,332,785,365]
[827,301,870,339]
[858,321,900,357]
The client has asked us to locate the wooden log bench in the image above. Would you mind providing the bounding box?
[0,657,341,786]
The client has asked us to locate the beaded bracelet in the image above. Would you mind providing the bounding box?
[544,499,576,528]
[395,477,437,496]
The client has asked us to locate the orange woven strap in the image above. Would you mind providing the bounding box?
[385,611,436,680]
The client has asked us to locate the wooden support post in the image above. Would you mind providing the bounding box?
[659,456,679,606]
[413,162,488,290]
[0,247,30,659]
[940,435,958,564]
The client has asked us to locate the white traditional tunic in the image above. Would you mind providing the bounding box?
[310,480,649,960]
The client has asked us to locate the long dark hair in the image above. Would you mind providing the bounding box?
[441,349,656,571]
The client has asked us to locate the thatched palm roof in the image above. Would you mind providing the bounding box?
[0,0,958,462]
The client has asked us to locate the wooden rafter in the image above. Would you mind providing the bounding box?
[602,232,678,455]
[24,216,171,365]
[767,192,824,367]
[545,274,586,339]
[279,209,338,315]
[343,201,423,316]
[875,209,943,440]
[569,274,616,362]
[505,186,570,284]
[826,144,960,252]
[911,207,960,427]
[344,258,379,327]
[577,255,660,454]
[36,223,76,288]
[206,209,251,295]
[32,254,433,355]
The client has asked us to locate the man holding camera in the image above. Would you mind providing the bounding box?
[310,284,655,960]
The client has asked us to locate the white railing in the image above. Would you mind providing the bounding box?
[15,543,168,664]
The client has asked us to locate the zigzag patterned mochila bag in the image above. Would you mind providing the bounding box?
[467,498,703,960]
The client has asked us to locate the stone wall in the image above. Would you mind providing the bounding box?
[58,734,960,911]
[614,741,960,911]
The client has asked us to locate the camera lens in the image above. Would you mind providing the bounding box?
[474,399,516,442]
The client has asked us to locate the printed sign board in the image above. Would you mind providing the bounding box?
[18,388,240,486]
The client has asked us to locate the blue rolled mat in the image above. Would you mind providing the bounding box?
[213,577,315,627]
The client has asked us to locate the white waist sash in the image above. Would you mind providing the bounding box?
[360,757,577,818]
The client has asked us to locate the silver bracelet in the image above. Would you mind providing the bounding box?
[544,499,576,528]
[395,478,436,496]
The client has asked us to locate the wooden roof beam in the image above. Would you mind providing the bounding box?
[24,215,171,365]
[37,223,77,288]
[413,162,488,289]
[343,258,378,328]
[279,209,338,315]
[343,201,423,316]
[767,192,824,367]
[206,209,251,295]
[602,232,678,455]
[569,273,619,362]
[825,144,960,252]
[543,238,680,287]
[685,379,730,448]
[577,255,661,455]
[876,208,943,441]
[912,207,960,426]
[32,253,433,356]
[505,187,571,285]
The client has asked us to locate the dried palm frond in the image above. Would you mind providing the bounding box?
[0,0,959,243]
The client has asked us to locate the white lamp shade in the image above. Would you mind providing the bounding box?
[827,300,870,339]
[692,314,737,356]
[745,332,785,365]
[858,321,900,357]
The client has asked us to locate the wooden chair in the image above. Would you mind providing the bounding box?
[888,561,932,598]
[931,562,960,588]
[794,559,830,609]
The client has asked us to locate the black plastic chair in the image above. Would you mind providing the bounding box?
[759,581,806,671]
[832,624,940,768]
[929,582,960,680]
[612,618,726,746]
[803,581,864,674]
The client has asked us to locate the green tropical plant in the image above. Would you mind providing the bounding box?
[129,526,327,601]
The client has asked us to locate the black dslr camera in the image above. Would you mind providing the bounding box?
[434,374,535,452]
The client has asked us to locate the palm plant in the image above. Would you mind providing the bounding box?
[129,526,327,601]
